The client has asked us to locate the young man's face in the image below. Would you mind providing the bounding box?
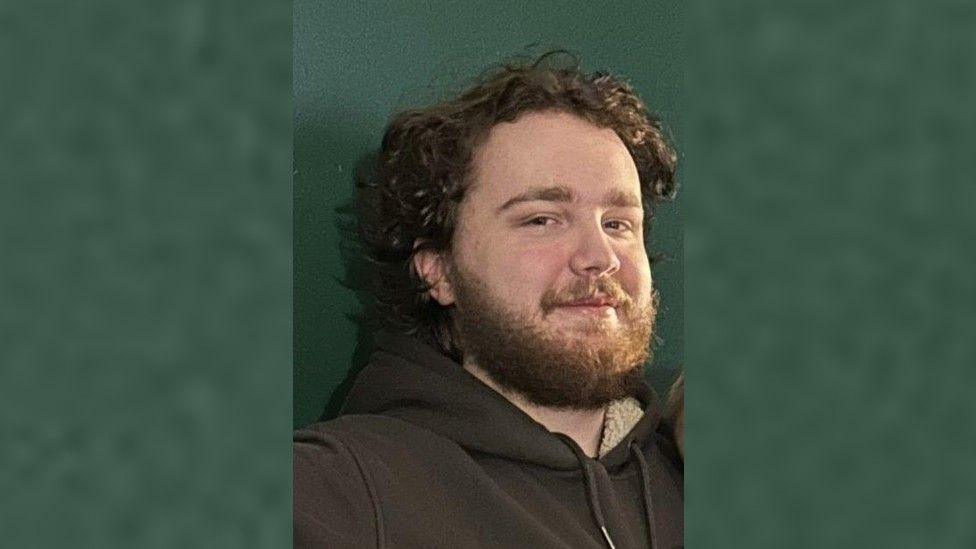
[423,110,656,408]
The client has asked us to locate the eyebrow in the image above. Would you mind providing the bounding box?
[496,185,642,213]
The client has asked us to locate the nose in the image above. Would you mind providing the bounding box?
[569,222,621,279]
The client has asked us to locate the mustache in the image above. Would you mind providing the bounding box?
[540,278,633,314]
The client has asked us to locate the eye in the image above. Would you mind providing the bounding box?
[525,216,558,227]
[603,219,634,233]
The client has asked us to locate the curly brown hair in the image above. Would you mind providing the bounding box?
[354,53,678,358]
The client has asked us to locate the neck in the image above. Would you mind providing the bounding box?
[464,361,606,458]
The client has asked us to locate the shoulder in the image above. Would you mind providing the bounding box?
[293,415,473,548]
[295,413,479,500]
[296,414,468,461]
[296,414,424,443]
[293,415,419,549]
[294,414,433,486]
[295,414,472,501]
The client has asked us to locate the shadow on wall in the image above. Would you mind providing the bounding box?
[317,150,383,422]
[293,104,386,425]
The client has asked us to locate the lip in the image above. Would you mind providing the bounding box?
[556,298,618,316]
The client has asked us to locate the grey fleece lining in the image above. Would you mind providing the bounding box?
[598,397,644,457]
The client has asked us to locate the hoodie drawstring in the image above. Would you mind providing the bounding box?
[630,441,658,548]
[560,436,659,549]
[562,438,617,549]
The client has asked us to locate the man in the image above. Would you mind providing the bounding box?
[294,56,683,548]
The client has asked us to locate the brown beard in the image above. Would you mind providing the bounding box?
[448,261,657,409]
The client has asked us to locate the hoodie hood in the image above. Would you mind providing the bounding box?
[340,331,666,471]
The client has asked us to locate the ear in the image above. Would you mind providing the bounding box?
[412,244,456,306]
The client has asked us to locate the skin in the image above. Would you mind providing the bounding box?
[415,110,653,457]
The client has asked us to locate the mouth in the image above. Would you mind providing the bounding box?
[556,295,619,315]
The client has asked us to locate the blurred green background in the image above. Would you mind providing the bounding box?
[1,0,291,546]
[293,1,684,429]
[685,2,976,547]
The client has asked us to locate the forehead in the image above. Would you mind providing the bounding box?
[467,111,641,208]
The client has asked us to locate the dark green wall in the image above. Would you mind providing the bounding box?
[294,1,683,428]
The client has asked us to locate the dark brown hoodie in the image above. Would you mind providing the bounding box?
[294,332,683,548]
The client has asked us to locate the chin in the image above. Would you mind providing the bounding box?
[555,316,624,334]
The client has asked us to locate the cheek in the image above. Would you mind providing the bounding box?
[508,248,564,297]
[458,229,559,298]
[620,250,653,302]
[476,245,564,306]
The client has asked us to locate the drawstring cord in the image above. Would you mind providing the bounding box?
[630,441,658,549]
[562,438,617,549]
[558,435,659,549]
